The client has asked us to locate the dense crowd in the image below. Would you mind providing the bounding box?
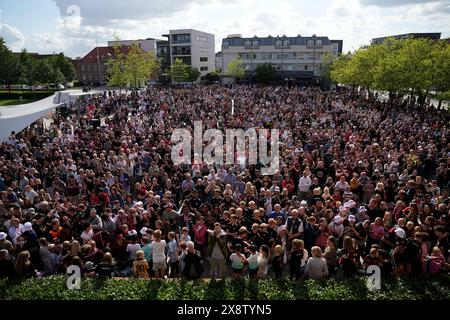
[0,85,449,281]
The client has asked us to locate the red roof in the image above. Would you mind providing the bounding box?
[78,46,133,63]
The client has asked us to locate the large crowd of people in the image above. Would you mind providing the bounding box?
[0,84,449,281]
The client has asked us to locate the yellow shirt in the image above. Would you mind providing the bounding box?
[133,259,149,279]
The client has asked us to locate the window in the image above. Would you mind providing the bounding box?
[200,66,208,71]
[198,36,208,42]
[307,40,314,47]
[174,46,191,55]
[283,40,290,48]
[173,34,190,43]
[200,47,208,53]
[81,65,85,71]
[244,41,252,49]
[316,39,323,46]
[200,57,208,62]
[252,41,259,48]
[304,65,308,70]
[223,41,229,49]
[275,40,282,48]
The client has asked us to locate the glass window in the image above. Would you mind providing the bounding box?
[200,57,208,62]
[200,66,208,71]
[200,47,208,53]
[316,39,322,46]
[198,36,208,42]
[283,40,290,48]
[252,41,259,48]
[275,40,282,48]
[307,40,314,47]
[244,41,252,49]
[223,41,229,49]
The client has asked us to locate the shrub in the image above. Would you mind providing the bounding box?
[0,276,449,300]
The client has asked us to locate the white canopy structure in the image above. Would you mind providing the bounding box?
[0,90,96,142]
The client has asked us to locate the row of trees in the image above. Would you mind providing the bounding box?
[0,37,76,93]
[169,58,201,83]
[330,37,450,107]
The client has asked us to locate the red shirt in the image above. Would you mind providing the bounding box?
[194,223,207,244]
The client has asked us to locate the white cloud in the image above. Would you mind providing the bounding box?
[359,0,442,7]
[0,22,25,50]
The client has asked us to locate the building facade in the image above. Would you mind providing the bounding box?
[73,46,131,86]
[221,34,343,81]
[215,52,223,73]
[107,38,157,55]
[371,33,441,44]
[165,29,215,76]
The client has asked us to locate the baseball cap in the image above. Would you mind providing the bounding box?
[140,227,148,235]
[348,215,356,222]
[334,215,343,223]
[274,187,280,192]
[300,200,308,207]
[0,232,7,240]
[358,206,367,213]
[23,222,33,232]
[394,228,406,239]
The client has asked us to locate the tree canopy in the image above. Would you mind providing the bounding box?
[330,37,450,105]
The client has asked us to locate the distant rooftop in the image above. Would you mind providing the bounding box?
[371,32,441,44]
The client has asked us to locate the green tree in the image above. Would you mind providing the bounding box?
[170,58,188,83]
[124,44,159,88]
[225,57,245,79]
[202,70,220,83]
[185,66,201,82]
[33,59,53,89]
[55,53,76,82]
[106,43,127,89]
[0,38,20,93]
[319,53,333,89]
[47,56,65,89]
[18,49,36,91]
[254,63,276,83]
[431,40,450,109]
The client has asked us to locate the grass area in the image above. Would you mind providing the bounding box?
[0,276,449,300]
[0,99,39,106]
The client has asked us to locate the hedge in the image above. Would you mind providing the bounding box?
[0,91,56,100]
[0,276,449,300]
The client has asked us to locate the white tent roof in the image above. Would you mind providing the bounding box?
[0,90,96,141]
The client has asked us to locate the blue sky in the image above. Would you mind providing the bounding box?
[0,0,449,58]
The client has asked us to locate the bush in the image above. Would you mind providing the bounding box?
[0,276,449,300]
[0,91,55,100]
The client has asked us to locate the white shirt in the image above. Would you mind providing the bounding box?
[298,176,312,192]
[127,243,141,260]
[150,240,167,263]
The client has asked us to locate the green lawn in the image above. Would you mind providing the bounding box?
[0,99,38,106]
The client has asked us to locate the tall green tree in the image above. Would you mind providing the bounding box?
[225,57,245,79]
[106,43,127,89]
[55,53,76,82]
[124,44,159,88]
[170,58,188,83]
[0,38,20,93]
[185,66,201,82]
[33,59,53,89]
[254,63,276,83]
[18,49,36,90]
[431,40,450,109]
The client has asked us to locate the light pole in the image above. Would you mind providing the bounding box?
[96,38,102,87]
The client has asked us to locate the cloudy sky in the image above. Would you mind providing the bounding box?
[0,0,449,58]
